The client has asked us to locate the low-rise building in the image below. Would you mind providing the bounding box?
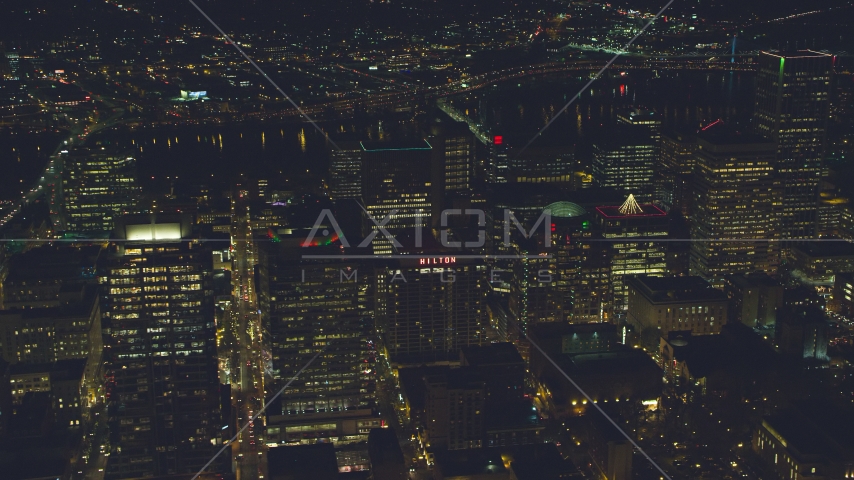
[626,275,728,346]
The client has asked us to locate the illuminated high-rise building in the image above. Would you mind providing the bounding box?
[428,120,474,192]
[487,135,510,184]
[690,130,781,287]
[329,140,363,201]
[592,126,657,202]
[593,195,668,315]
[256,231,378,444]
[360,140,433,254]
[617,108,661,140]
[507,146,576,184]
[657,128,699,215]
[507,202,610,329]
[754,50,833,239]
[62,146,139,234]
[378,256,486,366]
[100,216,225,478]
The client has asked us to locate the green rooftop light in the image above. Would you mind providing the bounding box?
[544,201,586,218]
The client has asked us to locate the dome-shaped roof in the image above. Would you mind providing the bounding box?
[544,201,586,218]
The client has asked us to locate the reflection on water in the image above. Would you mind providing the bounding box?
[463,70,753,145]
[2,70,755,199]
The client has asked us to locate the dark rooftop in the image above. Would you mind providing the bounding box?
[793,240,854,258]
[360,139,432,152]
[9,358,88,381]
[5,245,102,283]
[461,343,524,368]
[267,443,340,480]
[367,428,405,467]
[510,443,583,480]
[626,275,727,304]
[434,448,508,478]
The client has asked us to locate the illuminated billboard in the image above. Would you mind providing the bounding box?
[125,223,182,241]
[180,90,207,100]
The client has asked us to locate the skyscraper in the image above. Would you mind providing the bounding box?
[100,216,224,478]
[378,256,486,365]
[593,195,668,315]
[690,129,781,287]
[63,146,139,234]
[329,140,363,201]
[754,50,833,238]
[256,232,377,444]
[428,120,474,192]
[360,140,433,254]
[592,126,657,202]
[657,128,699,215]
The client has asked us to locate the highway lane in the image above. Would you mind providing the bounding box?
[230,199,267,480]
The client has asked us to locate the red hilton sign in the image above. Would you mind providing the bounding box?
[419,257,457,265]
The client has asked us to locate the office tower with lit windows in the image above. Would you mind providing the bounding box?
[62,146,139,233]
[592,126,657,202]
[593,195,668,315]
[487,135,510,184]
[689,130,781,287]
[360,140,433,254]
[428,120,474,192]
[100,216,224,479]
[617,108,662,139]
[754,50,833,239]
[378,256,486,365]
[329,140,363,200]
[507,146,576,184]
[657,128,699,215]
[423,370,486,450]
[256,231,377,444]
[507,201,610,329]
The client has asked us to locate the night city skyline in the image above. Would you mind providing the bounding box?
[1,1,854,479]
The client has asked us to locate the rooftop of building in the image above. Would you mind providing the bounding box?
[594,195,667,219]
[543,201,586,218]
[626,275,727,304]
[592,123,658,147]
[424,367,486,390]
[434,448,508,478]
[779,305,829,325]
[662,323,785,379]
[367,427,405,466]
[0,284,98,318]
[267,443,340,479]
[9,358,87,381]
[696,124,773,148]
[485,399,542,431]
[533,322,617,336]
[5,245,102,283]
[509,443,583,480]
[461,342,524,368]
[725,271,781,289]
[793,240,854,258]
[568,348,659,371]
[398,365,451,411]
[360,139,432,152]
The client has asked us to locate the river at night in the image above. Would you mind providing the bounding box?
[0,69,755,200]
